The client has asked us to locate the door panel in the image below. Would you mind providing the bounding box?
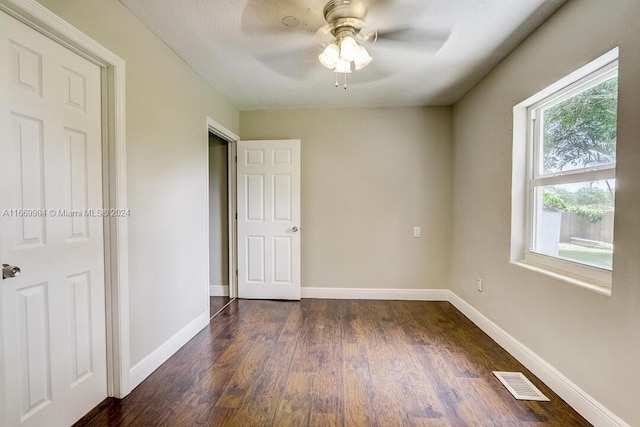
[273,174,292,221]
[246,174,265,221]
[12,113,46,246]
[0,11,106,427]
[246,235,265,283]
[64,128,90,240]
[237,140,300,300]
[273,236,292,283]
[68,271,94,386]
[17,282,51,418]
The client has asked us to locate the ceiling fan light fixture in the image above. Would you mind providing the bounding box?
[339,35,358,61]
[353,45,372,70]
[318,42,340,69]
[317,0,379,83]
[334,58,352,73]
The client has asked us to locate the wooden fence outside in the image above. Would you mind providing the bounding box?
[559,211,614,244]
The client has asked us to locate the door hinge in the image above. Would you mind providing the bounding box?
[235,212,238,220]
[235,155,238,163]
[235,269,238,276]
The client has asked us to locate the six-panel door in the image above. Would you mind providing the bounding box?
[237,140,301,300]
[0,11,107,427]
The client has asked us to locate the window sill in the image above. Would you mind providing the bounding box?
[511,259,612,296]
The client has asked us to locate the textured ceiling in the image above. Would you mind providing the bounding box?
[119,0,566,110]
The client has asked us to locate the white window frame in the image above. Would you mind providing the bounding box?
[511,48,619,295]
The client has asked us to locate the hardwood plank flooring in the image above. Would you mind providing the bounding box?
[76,300,591,426]
[210,296,231,317]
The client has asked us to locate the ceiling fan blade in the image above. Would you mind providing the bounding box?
[365,0,430,31]
[315,23,336,46]
[375,27,452,54]
[348,62,393,84]
[257,46,321,81]
[365,0,394,7]
[316,22,334,35]
[241,0,324,35]
[357,29,378,44]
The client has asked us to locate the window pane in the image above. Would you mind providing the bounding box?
[541,76,617,174]
[532,180,615,270]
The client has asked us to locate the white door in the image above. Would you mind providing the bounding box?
[0,11,107,427]
[237,140,301,300]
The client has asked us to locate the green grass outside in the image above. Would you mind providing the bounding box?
[558,243,612,269]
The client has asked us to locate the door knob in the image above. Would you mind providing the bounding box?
[2,264,21,280]
[292,226,299,232]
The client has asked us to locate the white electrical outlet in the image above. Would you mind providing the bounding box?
[476,278,484,292]
[413,226,421,238]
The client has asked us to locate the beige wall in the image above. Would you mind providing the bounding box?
[36,0,239,365]
[209,134,229,290]
[451,0,640,424]
[241,107,453,290]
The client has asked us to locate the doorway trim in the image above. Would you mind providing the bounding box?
[207,117,239,299]
[0,0,131,398]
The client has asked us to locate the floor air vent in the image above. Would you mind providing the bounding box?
[493,371,550,401]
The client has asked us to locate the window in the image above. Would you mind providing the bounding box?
[512,49,618,292]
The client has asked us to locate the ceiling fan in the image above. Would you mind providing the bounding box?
[241,0,452,86]
[316,0,378,74]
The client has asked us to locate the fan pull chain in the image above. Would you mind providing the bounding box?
[333,73,349,90]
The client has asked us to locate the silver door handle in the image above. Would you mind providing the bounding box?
[2,264,21,280]
[292,226,299,232]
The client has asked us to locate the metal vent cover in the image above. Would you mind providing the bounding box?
[493,371,550,401]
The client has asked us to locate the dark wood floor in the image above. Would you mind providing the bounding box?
[210,296,231,317]
[76,299,591,426]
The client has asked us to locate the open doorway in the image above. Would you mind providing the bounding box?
[209,133,231,316]
[207,117,238,318]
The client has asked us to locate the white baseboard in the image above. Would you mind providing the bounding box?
[209,284,229,296]
[301,286,449,301]
[448,292,629,427]
[128,310,209,391]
